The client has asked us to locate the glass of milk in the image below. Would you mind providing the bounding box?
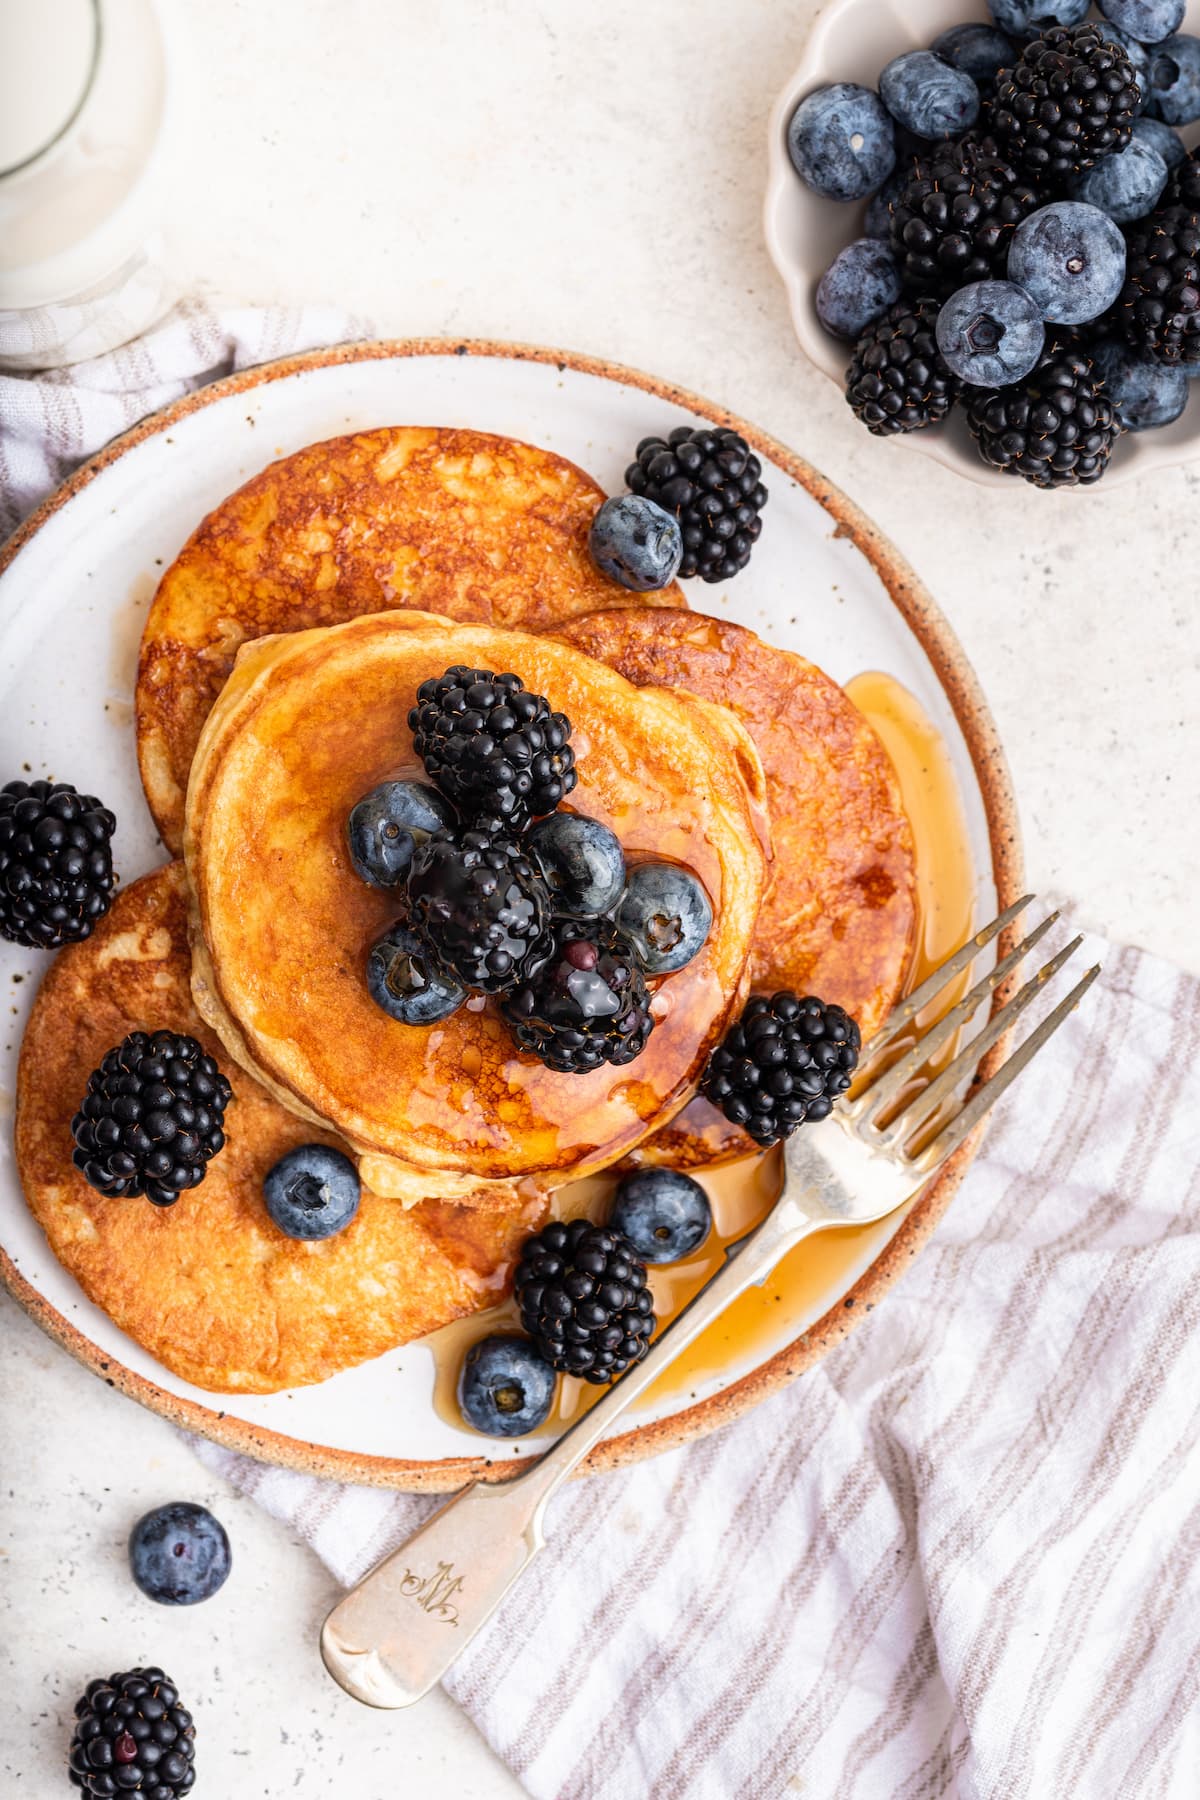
[0,0,177,369]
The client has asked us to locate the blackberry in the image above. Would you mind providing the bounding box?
[1116,203,1200,366]
[846,298,960,436]
[502,918,653,1074]
[513,1218,655,1382]
[1166,149,1200,209]
[702,992,861,1147]
[409,667,576,825]
[989,24,1141,186]
[625,426,767,584]
[71,1030,233,1207]
[407,823,550,994]
[69,1666,195,1797]
[967,345,1123,487]
[889,137,1042,299]
[0,778,116,950]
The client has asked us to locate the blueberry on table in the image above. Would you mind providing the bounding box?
[617,863,711,975]
[347,779,453,888]
[610,1168,712,1264]
[1070,139,1168,224]
[879,51,979,141]
[930,23,1018,98]
[816,239,903,342]
[1099,1,1187,46]
[786,83,896,202]
[129,1501,232,1605]
[1131,115,1186,170]
[1089,337,1189,430]
[588,495,683,592]
[263,1143,361,1240]
[987,1,1090,29]
[1143,34,1200,125]
[527,811,626,918]
[458,1335,557,1437]
[1008,202,1127,325]
[935,281,1045,386]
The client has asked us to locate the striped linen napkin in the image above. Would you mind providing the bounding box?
[5,308,1199,1799]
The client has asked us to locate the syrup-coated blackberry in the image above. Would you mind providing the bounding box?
[407,823,551,994]
[502,918,653,1074]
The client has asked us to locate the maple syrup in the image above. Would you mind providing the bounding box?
[426,670,977,1439]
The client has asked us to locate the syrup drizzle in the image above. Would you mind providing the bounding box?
[425,670,977,1440]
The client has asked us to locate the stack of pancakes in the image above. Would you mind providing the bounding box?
[16,427,915,1394]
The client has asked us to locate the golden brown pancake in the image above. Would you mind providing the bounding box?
[555,609,916,1167]
[15,864,539,1394]
[184,612,769,1205]
[137,427,684,852]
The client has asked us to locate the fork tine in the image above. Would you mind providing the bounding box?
[875,933,1082,1147]
[850,910,1060,1127]
[910,962,1102,1177]
[858,893,1035,1063]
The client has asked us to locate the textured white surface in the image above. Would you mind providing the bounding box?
[5,0,1200,1795]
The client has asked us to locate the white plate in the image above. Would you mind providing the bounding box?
[0,340,1016,1487]
[763,0,1200,491]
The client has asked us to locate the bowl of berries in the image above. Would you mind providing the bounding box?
[764,0,1200,489]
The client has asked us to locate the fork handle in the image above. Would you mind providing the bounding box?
[321,1188,822,1707]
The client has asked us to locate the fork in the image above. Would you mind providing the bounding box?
[320,896,1098,1708]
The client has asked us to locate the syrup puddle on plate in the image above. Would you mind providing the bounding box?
[425,669,977,1441]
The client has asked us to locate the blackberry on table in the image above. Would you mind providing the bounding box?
[846,298,960,435]
[409,667,576,826]
[967,344,1123,487]
[72,1030,233,1208]
[1116,202,1200,366]
[0,779,116,950]
[502,918,653,1074]
[889,137,1042,300]
[513,1217,655,1382]
[989,24,1141,186]
[69,1667,195,1797]
[702,992,861,1147]
[406,823,551,995]
[626,426,767,584]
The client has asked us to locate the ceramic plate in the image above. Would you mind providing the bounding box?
[0,339,1020,1489]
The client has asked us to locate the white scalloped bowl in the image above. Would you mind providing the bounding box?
[763,0,1200,490]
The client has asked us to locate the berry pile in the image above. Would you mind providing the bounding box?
[788,4,1200,488]
[347,669,713,1074]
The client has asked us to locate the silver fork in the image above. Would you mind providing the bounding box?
[321,896,1098,1708]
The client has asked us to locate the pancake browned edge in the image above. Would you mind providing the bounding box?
[136,426,685,853]
[556,608,916,1168]
[14,864,539,1394]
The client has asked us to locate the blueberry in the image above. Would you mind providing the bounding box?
[616,863,711,975]
[610,1168,712,1265]
[458,1335,556,1437]
[1145,36,1200,124]
[1131,114,1187,168]
[1070,138,1167,223]
[1089,337,1189,428]
[879,51,979,140]
[366,922,465,1025]
[930,24,1018,95]
[816,239,903,341]
[588,495,683,593]
[128,1502,231,1606]
[527,811,625,917]
[987,1,1089,29]
[786,83,896,202]
[1099,1,1186,46]
[263,1143,360,1240]
[1007,202,1127,325]
[864,167,908,242]
[347,780,454,888]
[935,281,1045,385]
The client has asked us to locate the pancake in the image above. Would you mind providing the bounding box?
[555,609,916,1167]
[184,612,769,1205]
[14,864,539,1394]
[136,427,684,852]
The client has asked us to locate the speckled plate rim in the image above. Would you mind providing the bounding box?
[0,335,1023,1491]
